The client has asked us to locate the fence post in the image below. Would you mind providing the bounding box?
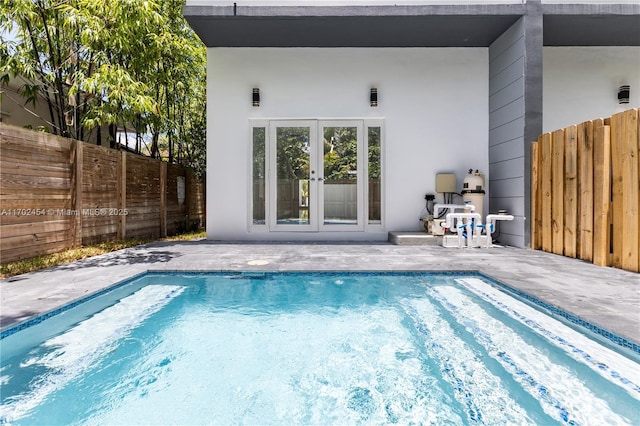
[186,169,193,228]
[117,151,127,240]
[160,161,167,238]
[69,140,83,247]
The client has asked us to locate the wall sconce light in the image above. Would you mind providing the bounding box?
[252,88,260,107]
[370,88,378,107]
[618,85,630,104]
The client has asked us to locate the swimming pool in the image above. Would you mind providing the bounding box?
[1,272,638,425]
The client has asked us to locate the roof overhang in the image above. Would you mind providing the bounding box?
[184,3,640,47]
[184,4,524,47]
[542,4,640,46]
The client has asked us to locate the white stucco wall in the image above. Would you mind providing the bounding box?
[207,48,488,240]
[543,47,640,133]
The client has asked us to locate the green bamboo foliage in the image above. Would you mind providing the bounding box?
[0,0,206,174]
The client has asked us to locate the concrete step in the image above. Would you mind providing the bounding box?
[388,231,441,246]
[389,231,492,247]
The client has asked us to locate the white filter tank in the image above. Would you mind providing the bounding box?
[461,169,485,219]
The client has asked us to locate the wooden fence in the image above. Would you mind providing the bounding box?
[1,124,205,264]
[531,108,639,273]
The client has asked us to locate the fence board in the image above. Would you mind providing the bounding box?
[611,110,639,272]
[1,124,205,264]
[610,113,624,268]
[0,160,71,178]
[1,125,73,263]
[593,125,611,267]
[563,126,578,258]
[166,164,188,235]
[577,120,594,261]
[1,230,71,251]
[531,109,640,272]
[82,222,119,235]
[81,142,119,246]
[0,219,70,239]
[541,132,553,252]
[1,135,71,153]
[610,113,623,268]
[2,241,75,262]
[1,142,71,162]
[551,129,565,255]
[530,140,540,249]
[0,191,69,200]
[532,110,638,273]
[0,175,70,189]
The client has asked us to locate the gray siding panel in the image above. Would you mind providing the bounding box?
[494,218,525,248]
[489,98,525,129]
[489,17,527,247]
[489,57,526,95]
[489,37,525,76]
[489,157,524,181]
[489,176,524,198]
[489,18,524,61]
[489,117,525,146]
[489,77,524,113]
[489,139,524,163]
[488,196,525,216]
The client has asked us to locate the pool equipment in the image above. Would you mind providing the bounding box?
[440,211,482,247]
[436,205,514,248]
[461,169,485,219]
[484,213,515,247]
[433,203,475,222]
[424,203,475,235]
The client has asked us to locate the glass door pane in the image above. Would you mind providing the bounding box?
[320,122,363,230]
[272,124,314,229]
[252,127,266,225]
[367,126,382,224]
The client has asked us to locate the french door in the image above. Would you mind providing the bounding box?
[267,120,365,232]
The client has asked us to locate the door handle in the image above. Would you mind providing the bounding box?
[318,177,324,181]
[310,178,316,181]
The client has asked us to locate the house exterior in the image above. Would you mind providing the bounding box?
[184,0,640,247]
[1,75,112,145]
[1,75,57,132]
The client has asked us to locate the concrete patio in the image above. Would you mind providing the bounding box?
[1,241,638,352]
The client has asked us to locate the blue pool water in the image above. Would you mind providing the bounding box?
[0,272,638,425]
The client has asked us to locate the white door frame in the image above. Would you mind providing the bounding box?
[251,118,381,233]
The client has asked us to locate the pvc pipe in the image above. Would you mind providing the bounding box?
[435,204,476,233]
[434,203,475,220]
[440,212,482,231]
[484,214,515,247]
[440,212,482,247]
